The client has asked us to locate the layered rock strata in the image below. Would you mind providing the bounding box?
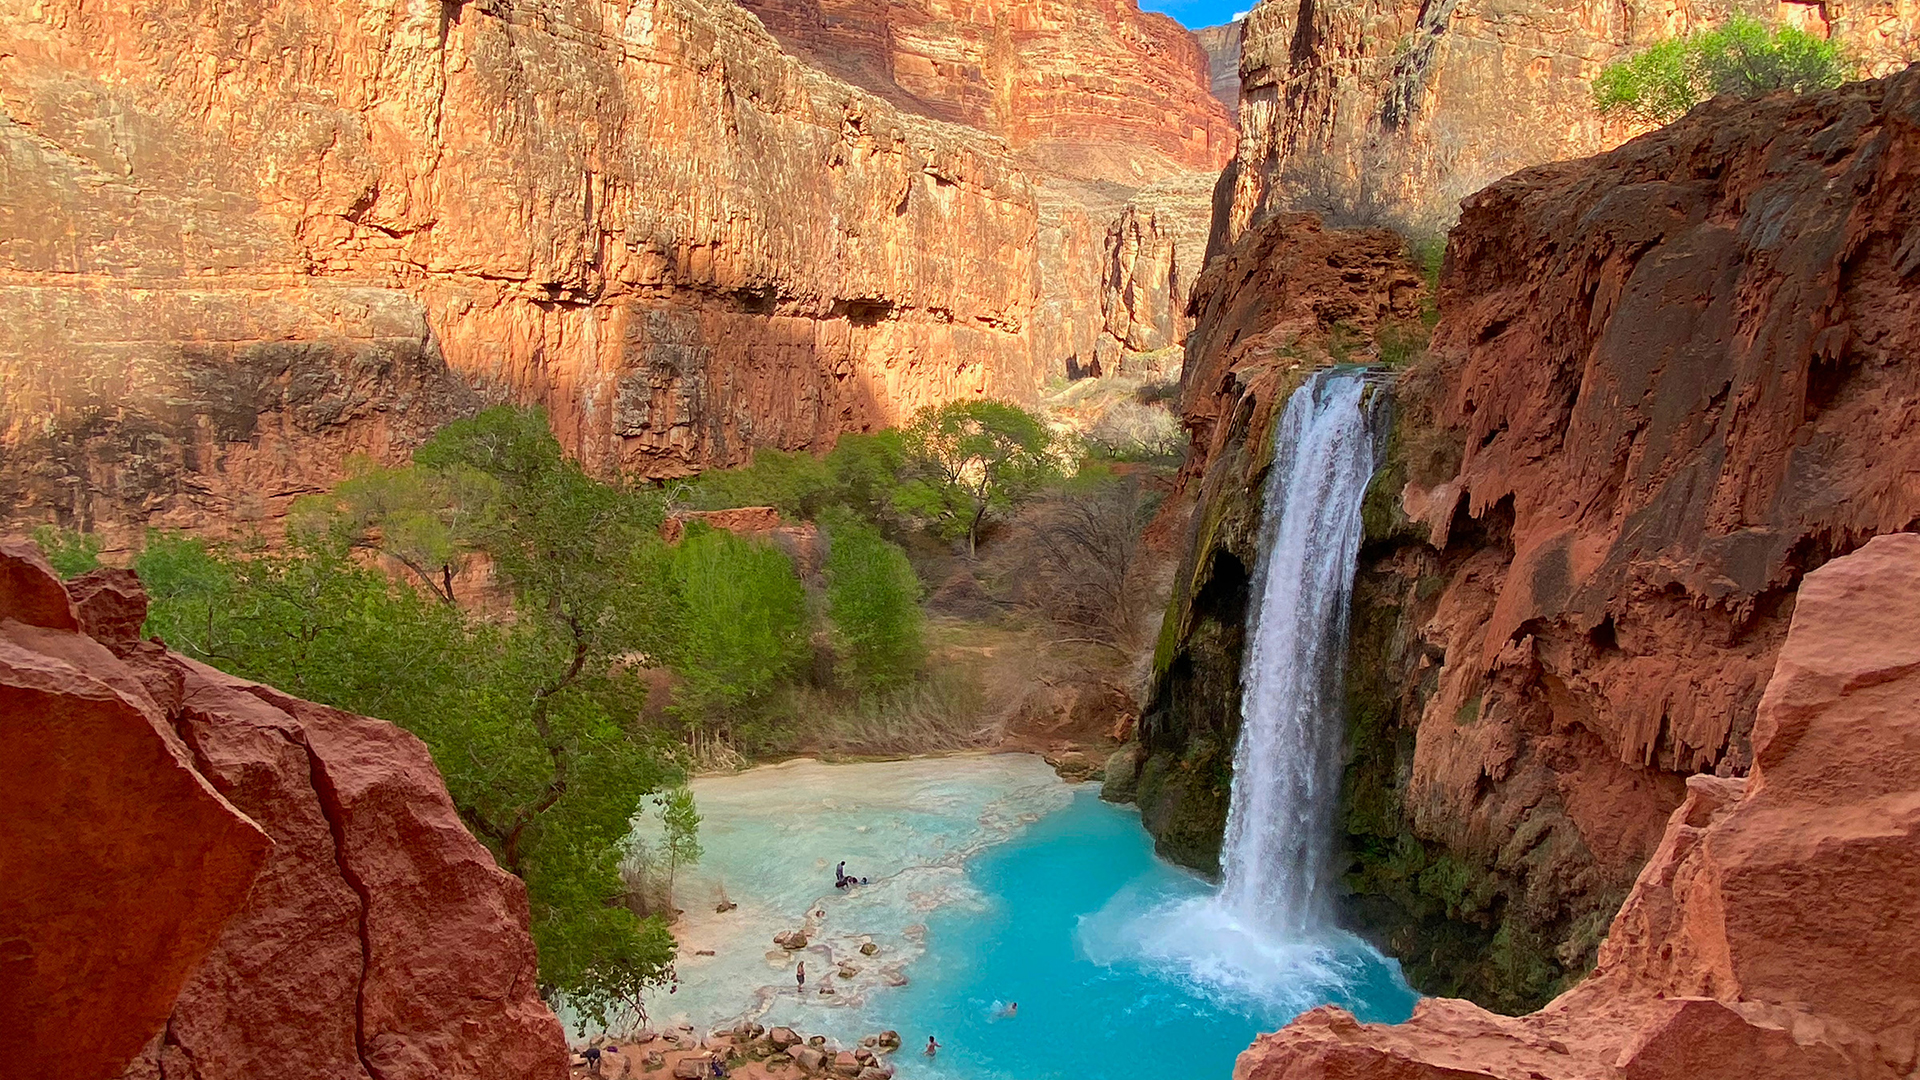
[0,542,566,1080]
[1219,0,1920,237]
[2,0,1231,544]
[1138,68,1920,1010]
[0,0,1035,540]
[728,0,1237,180]
[1195,21,1246,120]
[1237,531,1920,1080]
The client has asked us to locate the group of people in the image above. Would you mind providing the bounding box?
[834,861,868,889]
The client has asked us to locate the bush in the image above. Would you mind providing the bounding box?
[822,510,925,693]
[1595,16,1851,125]
[675,448,834,519]
[665,524,809,716]
[1084,401,1183,462]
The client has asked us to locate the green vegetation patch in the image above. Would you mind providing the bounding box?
[1594,15,1852,126]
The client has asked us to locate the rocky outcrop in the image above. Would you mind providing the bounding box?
[1144,68,1920,1011]
[729,0,1236,180]
[1,547,271,1080]
[1236,531,1920,1080]
[0,543,566,1080]
[1219,0,1920,236]
[1335,67,1920,1007]
[1194,20,1244,120]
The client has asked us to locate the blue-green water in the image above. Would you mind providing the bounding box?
[633,757,1415,1080]
[869,788,1416,1080]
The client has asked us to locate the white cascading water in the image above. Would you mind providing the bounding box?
[1079,367,1398,1013]
[1218,368,1379,937]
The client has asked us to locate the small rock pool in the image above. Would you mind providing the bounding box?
[630,754,1415,1080]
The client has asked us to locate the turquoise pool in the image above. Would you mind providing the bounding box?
[633,756,1416,1080]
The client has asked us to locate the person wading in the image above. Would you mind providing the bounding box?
[924,1036,940,1058]
[796,960,807,994]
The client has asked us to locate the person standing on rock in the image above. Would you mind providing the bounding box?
[796,960,807,994]
[584,1047,602,1076]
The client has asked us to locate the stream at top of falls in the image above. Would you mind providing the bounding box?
[608,369,1415,1078]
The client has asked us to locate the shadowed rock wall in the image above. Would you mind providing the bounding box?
[2,0,1234,546]
[1237,531,1920,1080]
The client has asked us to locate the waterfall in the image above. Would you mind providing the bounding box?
[1218,368,1379,938]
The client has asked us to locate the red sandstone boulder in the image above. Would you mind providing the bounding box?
[0,542,568,1080]
[0,553,269,1080]
[1235,532,1920,1080]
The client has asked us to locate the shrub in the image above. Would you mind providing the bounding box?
[665,524,809,716]
[822,510,926,693]
[1595,16,1851,125]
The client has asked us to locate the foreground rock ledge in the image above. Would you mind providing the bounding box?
[1237,532,1920,1080]
[0,541,567,1080]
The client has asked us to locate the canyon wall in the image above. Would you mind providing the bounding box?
[0,541,566,1080]
[1,0,1226,545]
[1218,0,1920,238]
[727,0,1236,180]
[1195,20,1245,120]
[1132,68,1920,1011]
[1237,531,1920,1080]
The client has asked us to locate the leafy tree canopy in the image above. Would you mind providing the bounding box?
[1594,16,1851,125]
[821,509,925,694]
[135,405,690,1028]
[892,399,1059,555]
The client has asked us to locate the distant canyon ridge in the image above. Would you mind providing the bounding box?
[4,0,1916,547]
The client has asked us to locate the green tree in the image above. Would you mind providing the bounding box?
[138,406,692,1026]
[657,786,703,896]
[893,400,1058,555]
[822,510,925,693]
[1594,16,1851,125]
[674,448,835,519]
[288,458,501,603]
[825,430,908,525]
[665,524,809,718]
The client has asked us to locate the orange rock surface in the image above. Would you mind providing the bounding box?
[1220,0,1920,234]
[733,0,1236,180]
[1,0,1230,545]
[1150,69,1920,1007]
[0,542,567,1080]
[1236,531,1920,1080]
[0,542,270,1080]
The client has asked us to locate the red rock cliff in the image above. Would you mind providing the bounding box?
[730,0,1236,180]
[1141,67,1920,1010]
[1,0,1045,543]
[1,0,1234,545]
[0,542,567,1080]
[1236,530,1920,1080]
[1220,0,1920,235]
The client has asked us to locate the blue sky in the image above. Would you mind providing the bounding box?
[1140,0,1246,30]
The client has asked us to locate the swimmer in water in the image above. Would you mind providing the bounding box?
[925,1036,940,1058]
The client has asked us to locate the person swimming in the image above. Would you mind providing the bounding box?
[924,1036,940,1058]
